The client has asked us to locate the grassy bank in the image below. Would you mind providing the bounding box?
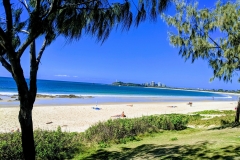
[79,128,240,159]
[0,110,239,159]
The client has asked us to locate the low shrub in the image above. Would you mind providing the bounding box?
[0,127,81,160]
[34,127,80,160]
[0,132,23,160]
[82,114,189,144]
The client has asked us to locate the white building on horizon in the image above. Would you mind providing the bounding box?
[151,81,155,87]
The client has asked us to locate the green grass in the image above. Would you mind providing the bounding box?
[188,114,235,126]
[187,110,236,127]
[75,128,240,160]
[193,110,235,115]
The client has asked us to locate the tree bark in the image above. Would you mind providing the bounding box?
[235,98,240,123]
[10,58,36,160]
[19,101,35,160]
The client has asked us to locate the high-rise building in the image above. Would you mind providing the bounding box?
[158,82,162,87]
[151,81,155,87]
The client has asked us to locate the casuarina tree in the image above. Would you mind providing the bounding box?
[0,0,171,159]
[162,0,240,122]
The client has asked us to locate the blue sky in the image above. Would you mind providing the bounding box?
[0,0,239,90]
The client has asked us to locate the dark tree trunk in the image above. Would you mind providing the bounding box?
[19,101,35,160]
[10,58,36,160]
[235,98,240,123]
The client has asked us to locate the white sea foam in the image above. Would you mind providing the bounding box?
[0,92,17,96]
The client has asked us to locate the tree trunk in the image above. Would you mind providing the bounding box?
[235,98,240,123]
[19,100,35,160]
[10,58,36,159]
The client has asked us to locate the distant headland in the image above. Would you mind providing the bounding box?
[112,81,240,94]
[112,81,166,88]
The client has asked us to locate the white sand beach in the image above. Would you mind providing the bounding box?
[0,100,237,133]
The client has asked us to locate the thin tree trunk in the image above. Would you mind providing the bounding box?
[235,98,240,123]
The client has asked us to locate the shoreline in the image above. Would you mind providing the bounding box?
[0,96,237,109]
[0,100,237,133]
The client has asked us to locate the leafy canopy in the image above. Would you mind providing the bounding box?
[0,0,171,60]
[162,0,240,82]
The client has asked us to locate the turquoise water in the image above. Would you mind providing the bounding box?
[0,76,227,97]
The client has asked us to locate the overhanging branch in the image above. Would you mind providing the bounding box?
[0,55,12,73]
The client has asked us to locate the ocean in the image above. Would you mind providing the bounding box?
[0,76,236,104]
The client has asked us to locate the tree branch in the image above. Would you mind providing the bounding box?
[36,39,47,66]
[16,34,38,59]
[0,27,8,47]
[29,41,37,102]
[36,0,40,11]
[61,0,98,7]
[19,0,31,13]
[0,55,12,73]
[0,42,7,54]
[3,0,13,37]
[208,46,221,49]
[200,24,221,49]
[30,41,36,65]
[2,0,17,58]
[55,0,100,10]
[41,0,58,18]
[208,35,221,49]
[20,30,30,34]
[131,0,140,12]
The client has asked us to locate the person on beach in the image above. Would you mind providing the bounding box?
[111,111,126,118]
[167,106,177,108]
[121,111,126,117]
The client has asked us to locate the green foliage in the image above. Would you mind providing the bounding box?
[0,127,81,160]
[193,110,235,115]
[170,137,178,141]
[34,126,80,159]
[82,114,189,144]
[162,0,240,82]
[0,132,23,160]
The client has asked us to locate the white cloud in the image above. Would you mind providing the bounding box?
[73,76,78,78]
[54,75,69,77]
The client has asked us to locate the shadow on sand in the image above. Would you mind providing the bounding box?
[83,141,240,160]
